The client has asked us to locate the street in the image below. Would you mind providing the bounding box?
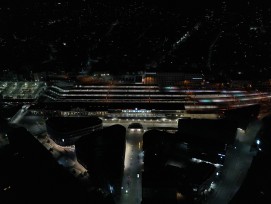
[205,120,262,204]
[9,109,262,204]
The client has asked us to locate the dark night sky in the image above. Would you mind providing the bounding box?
[0,0,271,80]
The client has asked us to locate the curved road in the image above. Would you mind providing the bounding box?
[205,120,262,204]
[11,112,261,204]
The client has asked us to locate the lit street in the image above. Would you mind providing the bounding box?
[205,120,262,203]
[104,120,178,204]
[9,111,263,204]
[1,1,271,203]
[117,130,143,204]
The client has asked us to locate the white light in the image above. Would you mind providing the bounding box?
[238,128,245,133]
[216,172,219,176]
[125,190,128,194]
[256,140,260,145]
[62,139,64,142]
[210,182,216,189]
[137,174,140,178]
[109,185,114,193]
[124,143,132,170]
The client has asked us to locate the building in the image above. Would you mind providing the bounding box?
[46,117,102,146]
[156,72,204,86]
[142,129,217,203]
[31,82,270,119]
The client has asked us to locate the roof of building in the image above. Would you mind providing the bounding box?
[46,116,102,134]
[178,118,238,145]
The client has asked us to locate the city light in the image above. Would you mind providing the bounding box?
[1,2,270,203]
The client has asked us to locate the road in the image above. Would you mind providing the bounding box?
[103,120,178,204]
[205,120,262,204]
[12,114,179,203]
[9,106,29,124]
[11,111,261,203]
[10,113,90,182]
[11,113,47,136]
[109,119,261,204]
[117,129,143,204]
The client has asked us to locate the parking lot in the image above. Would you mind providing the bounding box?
[0,81,46,100]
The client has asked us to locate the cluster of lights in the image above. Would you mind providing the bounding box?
[129,128,143,132]
[122,109,151,113]
[191,157,223,168]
